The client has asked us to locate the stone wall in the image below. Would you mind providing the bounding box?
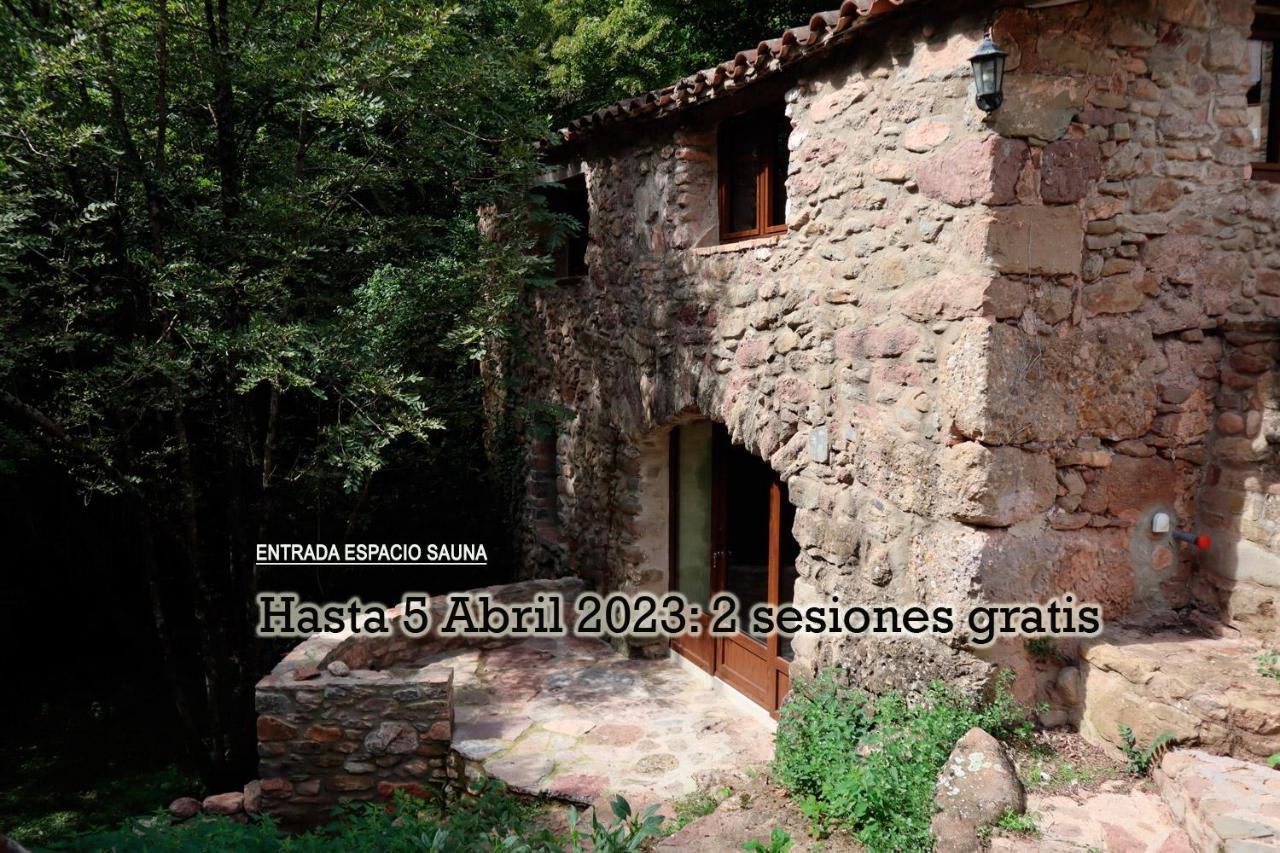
[516,0,1280,706]
[982,0,1280,653]
[255,666,455,823]
[1198,327,1280,640]
[253,578,581,823]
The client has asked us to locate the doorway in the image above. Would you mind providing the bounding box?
[668,420,799,714]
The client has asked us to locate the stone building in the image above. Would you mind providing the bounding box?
[517,0,1280,754]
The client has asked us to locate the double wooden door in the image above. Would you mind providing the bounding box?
[669,421,799,714]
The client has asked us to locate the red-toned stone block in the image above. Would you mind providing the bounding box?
[304,724,343,743]
[377,781,436,805]
[257,716,297,742]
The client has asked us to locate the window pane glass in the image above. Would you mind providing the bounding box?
[725,132,758,234]
[1248,39,1273,161]
[770,118,789,227]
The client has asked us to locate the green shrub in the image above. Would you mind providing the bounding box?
[563,794,664,853]
[1269,753,1280,769]
[773,669,1036,852]
[1258,650,1280,680]
[1024,637,1058,662]
[53,781,657,852]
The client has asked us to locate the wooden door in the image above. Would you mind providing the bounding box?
[669,422,799,714]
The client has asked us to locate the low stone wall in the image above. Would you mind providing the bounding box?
[253,577,583,824]
[255,666,455,823]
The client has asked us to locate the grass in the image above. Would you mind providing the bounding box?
[663,786,731,836]
[1,698,197,847]
[977,809,1038,844]
[1015,748,1121,794]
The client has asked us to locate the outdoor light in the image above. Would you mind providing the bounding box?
[969,31,1008,113]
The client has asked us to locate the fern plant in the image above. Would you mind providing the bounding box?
[1117,724,1175,775]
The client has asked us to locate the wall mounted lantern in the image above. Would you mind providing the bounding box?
[969,31,1008,112]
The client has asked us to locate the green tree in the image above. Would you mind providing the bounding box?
[518,0,822,124]
[0,0,549,787]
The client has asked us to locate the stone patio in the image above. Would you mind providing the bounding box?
[413,634,774,811]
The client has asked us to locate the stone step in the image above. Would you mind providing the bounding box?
[1157,750,1280,851]
[1076,627,1280,763]
[989,785,1192,853]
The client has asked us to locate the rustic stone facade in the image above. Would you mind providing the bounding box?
[517,0,1280,708]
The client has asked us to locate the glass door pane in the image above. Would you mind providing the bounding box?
[723,439,772,642]
[778,482,799,661]
[674,421,713,608]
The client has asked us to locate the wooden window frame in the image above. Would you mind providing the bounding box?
[717,109,789,243]
[1251,12,1280,182]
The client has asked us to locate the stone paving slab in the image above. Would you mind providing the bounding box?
[415,636,774,808]
[1157,750,1280,851]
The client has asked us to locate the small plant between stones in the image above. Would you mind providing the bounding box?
[977,808,1038,844]
[1116,724,1176,776]
[1024,637,1061,663]
[741,827,794,852]
[663,786,731,837]
[1257,650,1280,680]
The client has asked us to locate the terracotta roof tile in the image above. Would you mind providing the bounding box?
[555,0,914,146]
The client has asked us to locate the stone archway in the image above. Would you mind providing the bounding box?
[620,413,804,714]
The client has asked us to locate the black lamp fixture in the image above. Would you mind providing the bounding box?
[969,30,1008,112]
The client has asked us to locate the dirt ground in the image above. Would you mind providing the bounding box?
[530,727,1136,851]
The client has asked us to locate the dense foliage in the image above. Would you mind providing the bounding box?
[517,0,821,124]
[0,0,552,787]
[774,670,1036,852]
[55,784,664,852]
[0,0,845,819]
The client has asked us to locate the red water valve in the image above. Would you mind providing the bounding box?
[1172,530,1212,551]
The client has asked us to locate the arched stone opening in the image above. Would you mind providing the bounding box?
[622,412,804,714]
